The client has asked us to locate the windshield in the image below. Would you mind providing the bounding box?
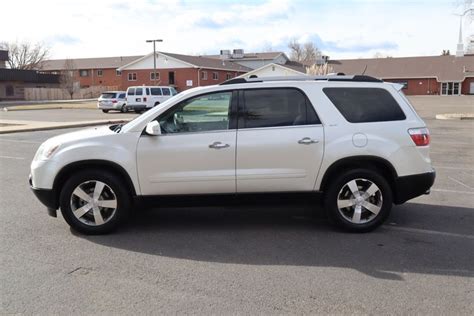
[100,93,116,99]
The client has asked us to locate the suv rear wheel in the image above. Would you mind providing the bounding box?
[324,169,392,232]
[59,170,131,234]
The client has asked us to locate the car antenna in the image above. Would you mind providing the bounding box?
[361,64,368,75]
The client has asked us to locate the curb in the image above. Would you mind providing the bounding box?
[0,99,96,106]
[435,113,474,120]
[0,120,129,134]
[3,106,96,112]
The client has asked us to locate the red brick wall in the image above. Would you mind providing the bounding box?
[461,77,474,95]
[120,68,244,92]
[43,68,122,89]
[384,78,439,95]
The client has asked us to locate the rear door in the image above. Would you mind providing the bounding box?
[236,88,324,192]
[126,87,135,105]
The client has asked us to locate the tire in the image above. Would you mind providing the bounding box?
[120,105,127,113]
[102,109,109,113]
[154,102,160,107]
[323,168,392,232]
[59,170,131,235]
[134,109,142,114]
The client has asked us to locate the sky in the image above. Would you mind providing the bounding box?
[1,0,473,60]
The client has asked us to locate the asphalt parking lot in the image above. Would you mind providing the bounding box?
[0,97,473,314]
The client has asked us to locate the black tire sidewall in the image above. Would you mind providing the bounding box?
[59,170,131,235]
[324,168,393,232]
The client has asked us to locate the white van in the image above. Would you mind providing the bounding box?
[126,86,178,113]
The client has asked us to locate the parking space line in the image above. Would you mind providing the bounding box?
[434,165,474,171]
[432,188,474,194]
[0,155,25,160]
[385,225,474,240]
[448,176,474,190]
[0,138,42,144]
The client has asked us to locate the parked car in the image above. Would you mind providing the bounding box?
[125,86,178,113]
[30,75,435,235]
[97,91,127,113]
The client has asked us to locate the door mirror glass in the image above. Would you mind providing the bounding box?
[145,121,161,136]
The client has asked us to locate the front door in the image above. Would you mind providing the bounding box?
[236,88,324,192]
[137,91,236,195]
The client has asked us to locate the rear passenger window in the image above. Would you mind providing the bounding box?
[163,88,171,96]
[151,88,162,95]
[127,88,135,96]
[323,88,406,123]
[242,88,320,128]
[135,88,143,96]
[119,93,125,99]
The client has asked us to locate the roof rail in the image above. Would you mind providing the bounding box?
[220,74,383,85]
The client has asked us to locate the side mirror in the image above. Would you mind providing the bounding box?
[145,121,161,136]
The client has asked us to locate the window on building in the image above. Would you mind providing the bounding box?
[150,72,160,81]
[441,82,461,96]
[128,73,137,81]
[201,71,208,80]
[168,72,175,85]
[97,69,103,77]
[116,70,122,76]
[212,72,219,80]
[158,91,232,134]
[323,88,406,123]
[226,73,232,80]
[242,88,320,129]
[79,70,89,77]
[5,85,14,96]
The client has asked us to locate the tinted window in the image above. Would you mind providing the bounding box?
[151,88,162,95]
[242,88,320,128]
[118,93,126,99]
[100,93,116,99]
[135,88,143,96]
[159,91,231,134]
[162,88,171,96]
[127,88,135,96]
[323,88,406,123]
[146,88,150,95]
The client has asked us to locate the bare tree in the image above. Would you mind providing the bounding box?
[0,41,50,70]
[306,63,333,76]
[60,59,78,99]
[288,39,321,65]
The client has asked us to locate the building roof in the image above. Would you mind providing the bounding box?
[205,52,285,61]
[0,68,60,83]
[281,60,307,73]
[41,55,143,70]
[236,62,307,79]
[162,52,251,71]
[329,55,474,82]
[118,52,252,72]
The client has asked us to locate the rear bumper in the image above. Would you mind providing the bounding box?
[29,175,58,217]
[394,170,436,204]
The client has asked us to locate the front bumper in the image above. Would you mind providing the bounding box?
[29,175,58,217]
[393,170,436,204]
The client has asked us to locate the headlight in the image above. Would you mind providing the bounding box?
[34,142,61,161]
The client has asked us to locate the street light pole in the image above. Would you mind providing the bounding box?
[146,39,163,85]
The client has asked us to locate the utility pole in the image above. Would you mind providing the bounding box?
[146,39,163,85]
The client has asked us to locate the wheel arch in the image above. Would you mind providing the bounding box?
[319,156,398,193]
[53,160,137,202]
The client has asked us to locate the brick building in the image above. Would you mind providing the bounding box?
[41,52,249,92]
[329,55,474,95]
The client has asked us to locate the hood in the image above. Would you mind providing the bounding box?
[43,125,115,146]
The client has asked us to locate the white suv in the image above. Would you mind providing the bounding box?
[30,75,435,234]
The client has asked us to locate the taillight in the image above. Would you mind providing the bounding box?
[112,99,117,103]
[143,97,147,102]
[408,128,430,146]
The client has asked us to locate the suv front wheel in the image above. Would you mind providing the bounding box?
[324,169,392,232]
[59,170,131,234]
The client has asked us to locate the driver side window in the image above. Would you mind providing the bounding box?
[158,91,232,134]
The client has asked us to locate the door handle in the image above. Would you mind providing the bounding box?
[209,141,230,149]
[298,137,319,145]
